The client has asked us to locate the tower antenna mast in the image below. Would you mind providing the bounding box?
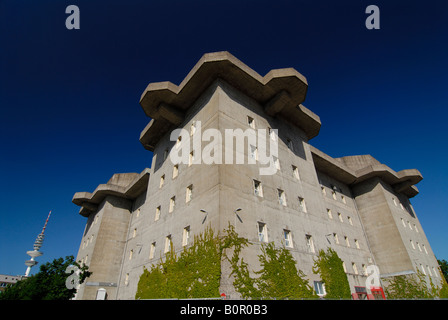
[25,211,52,277]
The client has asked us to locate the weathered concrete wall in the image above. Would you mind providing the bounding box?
[76,195,132,300]
[352,178,414,276]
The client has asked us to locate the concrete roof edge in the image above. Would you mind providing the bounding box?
[73,168,150,217]
[310,146,422,197]
[139,51,319,148]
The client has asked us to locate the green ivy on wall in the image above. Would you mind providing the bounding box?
[384,269,448,299]
[312,248,351,299]
[136,224,342,300]
[135,226,222,299]
[252,242,316,299]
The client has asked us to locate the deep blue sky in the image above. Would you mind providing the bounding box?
[1,0,447,276]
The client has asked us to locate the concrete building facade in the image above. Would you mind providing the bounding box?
[72,52,441,300]
[0,274,23,292]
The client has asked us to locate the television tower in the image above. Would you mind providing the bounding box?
[25,211,52,277]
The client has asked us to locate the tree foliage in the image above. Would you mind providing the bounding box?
[0,255,91,300]
[438,259,448,283]
[312,248,351,299]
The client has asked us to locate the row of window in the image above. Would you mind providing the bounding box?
[154,185,193,221]
[253,180,357,226]
[252,179,307,211]
[271,220,369,276]
[257,222,362,251]
[145,226,191,260]
[326,208,354,225]
[321,185,347,204]
[82,234,95,249]
[416,263,440,278]
[400,218,419,233]
[409,239,429,254]
[133,222,362,265]
[342,261,370,276]
[331,233,361,249]
[392,197,408,212]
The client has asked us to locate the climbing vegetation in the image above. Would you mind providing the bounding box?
[384,269,448,299]
[136,223,319,299]
[312,248,351,299]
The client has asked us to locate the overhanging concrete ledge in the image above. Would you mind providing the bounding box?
[310,146,422,198]
[139,51,321,151]
[73,168,150,217]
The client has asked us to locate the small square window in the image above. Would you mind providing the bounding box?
[321,186,326,196]
[183,226,190,246]
[362,264,368,276]
[332,190,337,200]
[155,206,161,221]
[392,197,397,206]
[333,233,339,244]
[189,151,194,166]
[249,145,258,162]
[292,165,300,180]
[284,229,293,248]
[247,116,255,129]
[314,281,326,296]
[253,180,263,197]
[269,128,277,141]
[420,264,426,275]
[274,156,280,170]
[169,196,176,213]
[176,135,182,148]
[258,222,268,243]
[306,234,315,253]
[352,263,358,275]
[173,164,179,179]
[164,235,172,253]
[186,185,193,203]
[149,242,156,259]
[190,121,196,136]
[278,189,287,206]
[298,197,307,213]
